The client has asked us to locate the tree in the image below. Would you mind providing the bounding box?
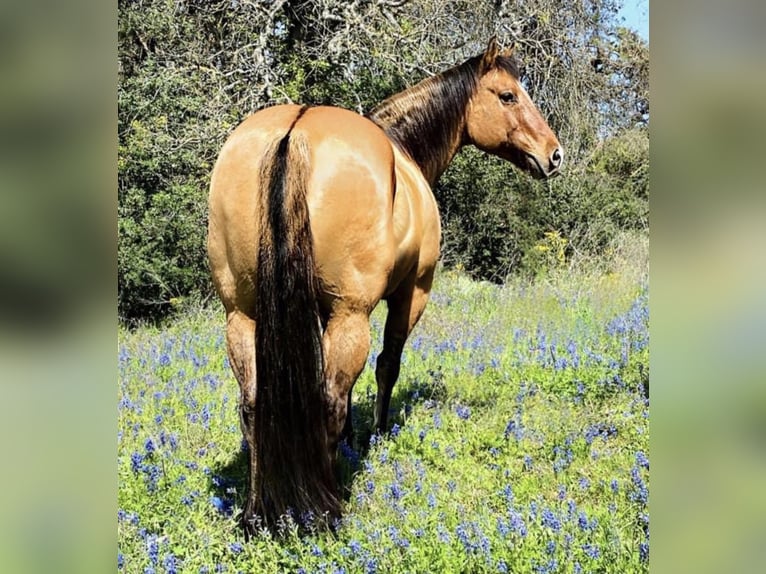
[118,0,649,322]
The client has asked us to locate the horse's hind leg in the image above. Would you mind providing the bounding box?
[374,268,434,433]
[323,310,372,455]
[224,309,259,529]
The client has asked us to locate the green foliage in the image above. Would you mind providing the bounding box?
[438,128,649,281]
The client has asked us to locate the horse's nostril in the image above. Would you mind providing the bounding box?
[551,148,562,168]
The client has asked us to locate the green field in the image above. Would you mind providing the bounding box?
[118,235,648,573]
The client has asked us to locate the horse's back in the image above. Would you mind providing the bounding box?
[208,104,398,314]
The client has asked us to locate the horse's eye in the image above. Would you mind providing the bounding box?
[499,91,517,104]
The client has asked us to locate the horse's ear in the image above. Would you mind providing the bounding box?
[481,36,499,72]
[501,42,516,58]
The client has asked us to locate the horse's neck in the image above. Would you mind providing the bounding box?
[368,74,471,186]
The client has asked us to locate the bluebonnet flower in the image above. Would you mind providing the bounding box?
[229,542,243,554]
[566,499,576,519]
[339,440,359,468]
[433,411,442,428]
[118,552,124,570]
[393,461,403,482]
[131,452,144,473]
[636,451,649,469]
[455,523,474,553]
[552,445,573,473]
[310,545,323,557]
[418,428,427,441]
[554,355,568,370]
[497,560,508,573]
[578,477,590,491]
[349,540,361,554]
[501,484,514,504]
[497,518,510,537]
[210,496,233,516]
[523,455,533,471]
[509,510,527,536]
[577,512,591,531]
[504,419,524,441]
[630,465,648,505]
[201,404,211,429]
[541,508,561,533]
[639,541,649,562]
[582,543,600,559]
[388,482,403,501]
[144,464,161,492]
[455,405,471,420]
[534,558,558,574]
[427,493,436,508]
[446,480,456,493]
[546,540,556,555]
[390,424,401,437]
[445,446,456,459]
[163,554,178,574]
[146,537,159,565]
[557,484,567,500]
[363,557,378,574]
[610,478,619,493]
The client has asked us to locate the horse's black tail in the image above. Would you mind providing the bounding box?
[253,106,340,527]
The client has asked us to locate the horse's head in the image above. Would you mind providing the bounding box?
[465,38,563,179]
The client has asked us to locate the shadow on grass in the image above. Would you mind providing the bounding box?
[208,366,449,516]
[336,366,449,497]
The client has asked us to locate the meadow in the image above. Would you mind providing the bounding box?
[117,234,649,574]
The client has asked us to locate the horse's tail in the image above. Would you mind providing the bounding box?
[253,106,339,526]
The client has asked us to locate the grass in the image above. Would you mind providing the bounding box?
[118,233,649,573]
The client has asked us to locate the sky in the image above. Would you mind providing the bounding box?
[618,0,649,42]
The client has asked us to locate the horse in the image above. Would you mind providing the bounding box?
[207,37,562,532]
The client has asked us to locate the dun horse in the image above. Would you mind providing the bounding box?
[207,38,562,532]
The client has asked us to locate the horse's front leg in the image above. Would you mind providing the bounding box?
[374,269,434,433]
